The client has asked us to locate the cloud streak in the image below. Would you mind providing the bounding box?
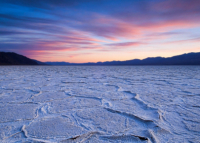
[107,42,144,47]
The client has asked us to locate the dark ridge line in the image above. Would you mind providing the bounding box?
[65,132,149,142]
[132,135,148,140]
[60,131,101,142]
[104,107,154,124]
[100,134,149,141]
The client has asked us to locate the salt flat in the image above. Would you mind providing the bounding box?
[0,66,200,143]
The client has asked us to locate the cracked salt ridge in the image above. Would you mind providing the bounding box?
[74,108,167,143]
[0,121,28,142]
[97,83,160,121]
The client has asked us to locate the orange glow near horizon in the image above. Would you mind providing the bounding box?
[29,47,200,63]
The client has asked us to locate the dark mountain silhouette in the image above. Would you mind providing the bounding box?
[0,52,42,65]
[46,52,200,65]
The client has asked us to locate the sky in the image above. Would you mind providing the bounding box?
[0,0,200,63]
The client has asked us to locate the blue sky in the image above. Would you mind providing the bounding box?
[0,0,200,63]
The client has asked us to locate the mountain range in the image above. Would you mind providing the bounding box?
[0,51,200,65]
[46,52,200,65]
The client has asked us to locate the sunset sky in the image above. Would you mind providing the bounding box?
[0,0,200,63]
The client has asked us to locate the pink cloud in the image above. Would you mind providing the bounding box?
[107,42,144,47]
[74,13,200,41]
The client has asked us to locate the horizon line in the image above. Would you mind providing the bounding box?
[44,51,200,64]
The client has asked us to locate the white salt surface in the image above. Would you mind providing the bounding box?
[0,66,200,143]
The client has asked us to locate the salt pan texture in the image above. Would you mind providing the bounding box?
[0,66,200,143]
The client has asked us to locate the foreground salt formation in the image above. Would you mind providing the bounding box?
[0,66,200,143]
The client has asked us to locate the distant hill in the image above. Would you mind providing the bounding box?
[0,52,44,65]
[33,60,48,65]
[46,52,200,65]
[45,62,72,65]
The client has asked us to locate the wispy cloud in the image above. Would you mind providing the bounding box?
[107,42,144,47]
